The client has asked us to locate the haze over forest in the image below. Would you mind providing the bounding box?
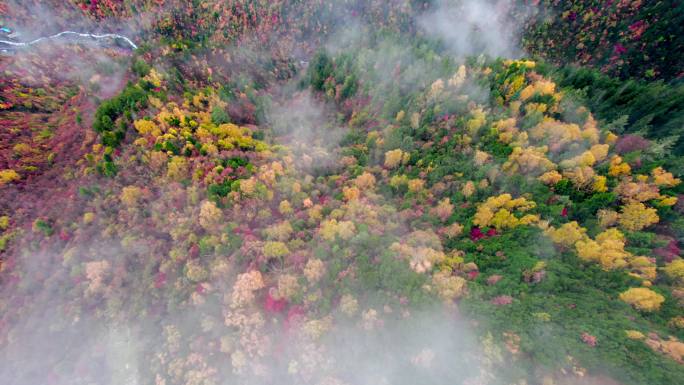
[1,1,684,385]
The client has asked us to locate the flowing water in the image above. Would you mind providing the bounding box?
[0,31,137,50]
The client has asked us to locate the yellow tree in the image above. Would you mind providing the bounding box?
[199,201,223,232]
[576,228,631,270]
[120,186,144,208]
[546,222,588,248]
[167,156,189,181]
[652,167,681,187]
[473,194,538,230]
[262,241,289,259]
[619,202,659,232]
[538,170,562,186]
[619,287,665,312]
[0,169,20,186]
[384,149,407,169]
[354,172,376,189]
[664,260,684,285]
[609,156,631,177]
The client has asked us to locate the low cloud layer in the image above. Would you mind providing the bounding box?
[419,0,525,59]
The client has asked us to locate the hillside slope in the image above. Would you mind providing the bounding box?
[1,2,684,385]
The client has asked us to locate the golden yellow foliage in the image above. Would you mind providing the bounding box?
[13,143,32,155]
[519,79,555,101]
[318,219,337,241]
[278,200,293,215]
[560,150,596,169]
[239,178,256,196]
[619,287,665,312]
[546,222,588,247]
[529,120,581,148]
[134,119,159,136]
[307,204,323,223]
[538,170,562,185]
[343,186,360,201]
[148,96,163,109]
[494,118,517,131]
[661,339,684,363]
[504,59,536,68]
[670,316,684,329]
[473,194,537,230]
[574,238,603,264]
[562,166,595,188]
[354,172,376,190]
[263,221,294,242]
[593,175,608,193]
[503,146,555,175]
[467,108,487,134]
[525,103,548,115]
[384,149,405,169]
[494,118,518,143]
[504,74,526,101]
[336,220,356,240]
[609,156,631,177]
[133,138,147,147]
[0,169,20,185]
[408,179,425,193]
[304,258,326,284]
[474,150,490,166]
[167,156,188,180]
[498,132,513,144]
[82,212,95,225]
[319,219,356,241]
[432,271,467,302]
[597,209,619,228]
[589,144,610,162]
[0,215,9,231]
[576,228,631,270]
[625,330,646,340]
[658,195,678,206]
[489,209,517,229]
[651,167,681,187]
[144,68,162,87]
[605,132,618,144]
[664,260,684,285]
[472,207,495,228]
[199,201,223,231]
[390,174,409,189]
[201,143,219,156]
[120,186,144,208]
[263,241,289,258]
[628,256,657,281]
[619,202,659,232]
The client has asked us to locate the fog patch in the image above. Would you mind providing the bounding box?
[418,0,529,59]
